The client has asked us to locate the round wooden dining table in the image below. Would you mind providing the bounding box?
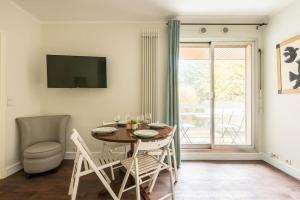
[92,124,172,154]
[91,124,173,200]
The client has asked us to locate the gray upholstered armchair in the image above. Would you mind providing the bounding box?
[16,115,70,176]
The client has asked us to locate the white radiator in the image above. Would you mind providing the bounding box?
[142,29,159,122]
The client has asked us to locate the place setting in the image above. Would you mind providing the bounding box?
[133,121,169,139]
[91,113,171,141]
[98,113,165,137]
[91,126,118,136]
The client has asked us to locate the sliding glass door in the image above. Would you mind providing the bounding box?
[179,42,253,149]
[179,43,211,148]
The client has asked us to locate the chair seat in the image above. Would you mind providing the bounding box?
[121,154,161,176]
[24,142,62,159]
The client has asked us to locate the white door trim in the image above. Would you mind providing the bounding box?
[0,32,7,179]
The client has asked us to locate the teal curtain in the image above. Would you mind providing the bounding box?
[166,20,180,166]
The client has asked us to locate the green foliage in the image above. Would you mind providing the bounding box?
[179,59,245,104]
[130,119,137,124]
[179,60,210,103]
[215,60,245,101]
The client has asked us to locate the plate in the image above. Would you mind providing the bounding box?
[92,127,117,134]
[118,120,127,125]
[148,123,168,129]
[133,130,159,138]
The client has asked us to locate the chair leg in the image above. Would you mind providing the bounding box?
[68,171,74,195]
[148,150,167,193]
[110,166,115,181]
[71,156,83,200]
[148,167,160,193]
[83,159,89,170]
[118,163,132,199]
[69,152,79,195]
[148,165,160,193]
[99,168,111,184]
[134,157,140,200]
[171,140,178,182]
[93,168,118,200]
[167,148,175,200]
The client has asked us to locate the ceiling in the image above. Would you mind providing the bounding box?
[12,0,295,22]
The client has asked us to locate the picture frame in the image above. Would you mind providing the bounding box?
[276,34,300,94]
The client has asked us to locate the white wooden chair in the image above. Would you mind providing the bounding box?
[68,129,121,200]
[102,121,129,160]
[147,127,178,184]
[219,111,245,144]
[118,125,177,200]
[146,138,178,190]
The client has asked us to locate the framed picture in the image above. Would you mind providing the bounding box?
[276,34,300,94]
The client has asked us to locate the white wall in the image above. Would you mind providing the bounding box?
[0,0,42,178]
[263,0,300,169]
[41,23,167,152]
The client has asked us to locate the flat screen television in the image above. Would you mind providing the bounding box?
[47,55,107,88]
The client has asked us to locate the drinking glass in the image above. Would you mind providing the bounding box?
[145,113,152,124]
[125,113,130,122]
[139,114,145,123]
[114,114,121,124]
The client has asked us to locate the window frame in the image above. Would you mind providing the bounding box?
[179,40,258,151]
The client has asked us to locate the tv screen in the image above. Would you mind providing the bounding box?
[47,55,107,88]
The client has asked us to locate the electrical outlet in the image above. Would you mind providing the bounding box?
[285,160,292,165]
[270,152,279,159]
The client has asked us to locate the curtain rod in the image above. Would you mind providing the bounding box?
[166,22,268,30]
[180,23,268,26]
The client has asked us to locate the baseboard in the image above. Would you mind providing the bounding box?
[0,162,23,179]
[6,162,23,177]
[0,167,6,179]
[261,153,300,180]
[182,152,261,160]
[64,152,76,159]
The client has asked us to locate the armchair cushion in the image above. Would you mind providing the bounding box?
[24,142,62,159]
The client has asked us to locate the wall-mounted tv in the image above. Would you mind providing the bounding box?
[47,55,107,88]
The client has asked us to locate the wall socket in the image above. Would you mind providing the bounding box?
[270,152,279,159]
[270,153,292,166]
[285,160,292,165]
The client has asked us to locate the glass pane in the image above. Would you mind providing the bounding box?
[179,46,211,147]
[214,45,251,145]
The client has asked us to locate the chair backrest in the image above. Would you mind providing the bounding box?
[70,129,121,200]
[135,125,177,152]
[16,115,70,156]
[71,129,93,158]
